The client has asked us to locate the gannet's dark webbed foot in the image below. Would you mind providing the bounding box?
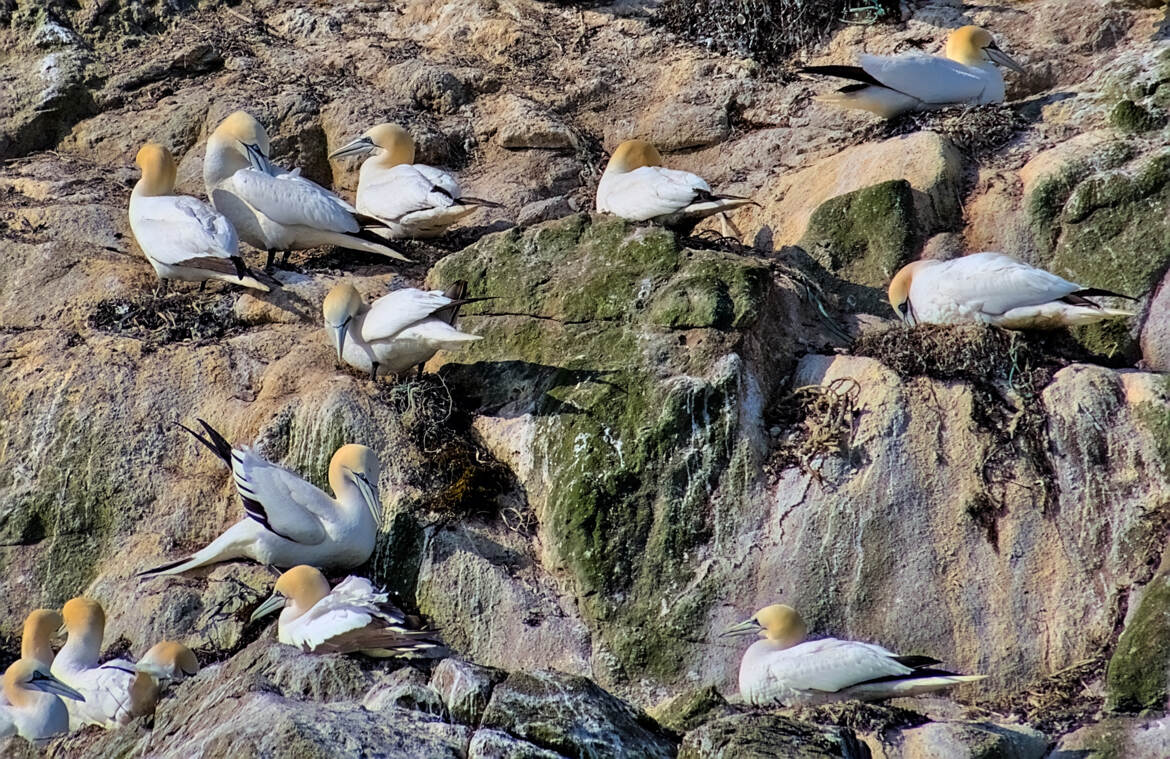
[265,250,276,272]
[370,362,379,382]
[416,364,424,379]
[279,250,291,266]
[199,281,207,292]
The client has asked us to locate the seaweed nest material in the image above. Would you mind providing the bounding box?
[787,701,929,733]
[89,289,245,349]
[980,652,1107,735]
[861,104,1027,159]
[766,377,860,482]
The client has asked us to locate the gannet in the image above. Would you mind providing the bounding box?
[140,419,382,576]
[329,123,499,239]
[251,565,445,658]
[0,660,84,742]
[801,26,1025,118]
[0,610,63,707]
[129,143,269,292]
[322,280,483,380]
[889,252,1135,328]
[51,598,149,729]
[129,641,200,718]
[595,139,754,228]
[722,604,985,706]
[203,110,409,270]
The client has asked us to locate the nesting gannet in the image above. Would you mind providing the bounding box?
[322,280,483,380]
[721,604,985,706]
[595,139,754,228]
[0,660,84,742]
[0,610,63,708]
[801,26,1025,118]
[128,641,200,718]
[51,598,149,729]
[251,565,444,657]
[129,143,269,292]
[330,123,499,239]
[889,252,1135,328]
[140,419,382,576]
[203,110,409,270]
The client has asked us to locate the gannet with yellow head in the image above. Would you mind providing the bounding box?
[721,604,985,706]
[203,110,409,270]
[322,280,483,380]
[330,123,499,239]
[888,252,1134,328]
[0,659,84,742]
[0,609,64,709]
[129,142,268,292]
[595,139,754,228]
[802,26,1025,118]
[140,421,383,576]
[251,565,445,658]
[124,641,200,719]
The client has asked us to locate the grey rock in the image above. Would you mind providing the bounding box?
[469,729,569,759]
[430,657,506,725]
[678,713,862,759]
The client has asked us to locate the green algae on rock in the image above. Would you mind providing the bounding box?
[1106,572,1170,713]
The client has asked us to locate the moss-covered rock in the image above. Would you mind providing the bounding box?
[1109,100,1166,133]
[648,686,734,733]
[1106,572,1170,712]
[678,713,861,759]
[799,179,919,289]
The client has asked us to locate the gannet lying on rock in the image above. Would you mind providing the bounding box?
[802,26,1024,118]
[322,280,484,380]
[140,419,382,575]
[889,252,1135,328]
[129,143,268,292]
[203,110,408,270]
[595,139,754,229]
[721,604,984,706]
[252,565,445,658]
[0,660,84,742]
[330,123,499,239]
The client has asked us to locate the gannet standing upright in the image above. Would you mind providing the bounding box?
[129,143,269,292]
[203,111,409,270]
[595,139,754,229]
[330,123,499,239]
[0,660,84,742]
[51,598,147,729]
[801,26,1025,118]
[721,604,985,706]
[888,252,1135,328]
[251,565,445,658]
[322,281,483,380]
[140,419,382,576]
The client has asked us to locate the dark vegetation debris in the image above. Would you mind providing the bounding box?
[980,652,1108,735]
[766,377,859,483]
[89,289,245,349]
[861,104,1028,159]
[789,701,930,733]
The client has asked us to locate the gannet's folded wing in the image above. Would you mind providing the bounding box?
[361,165,459,221]
[769,638,911,694]
[361,288,454,341]
[228,169,359,234]
[603,166,710,220]
[935,253,1081,315]
[132,196,239,266]
[229,448,330,545]
[859,53,989,104]
[278,167,359,214]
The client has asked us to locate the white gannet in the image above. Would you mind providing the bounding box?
[329,123,499,239]
[0,609,62,707]
[140,419,382,576]
[595,139,754,229]
[203,110,409,270]
[251,565,445,658]
[51,597,149,729]
[129,641,200,718]
[0,659,84,742]
[801,26,1025,118]
[889,252,1135,328]
[721,604,985,706]
[129,143,269,292]
[322,280,483,380]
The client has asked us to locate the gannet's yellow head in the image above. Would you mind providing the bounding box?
[62,597,105,639]
[720,604,808,648]
[21,609,62,665]
[250,565,332,623]
[138,641,200,682]
[329,444,382,527]
[212,110,270,155]
[322,282,364,362]
[888,261,929,325]
[945,26,1024,72]
[605,140,664,174]
[134,143,178,197]
[330,123,415,167]
[3,658,85,707]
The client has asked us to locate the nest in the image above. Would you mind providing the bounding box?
[788,700,929,733]
[88,289,245,349]
[980,653,1107,735]
[766,377,860,483]
[861,104,1028,159]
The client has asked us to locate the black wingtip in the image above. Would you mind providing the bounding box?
[137,556,192,578]
[458,195,504,209]
[798,64,885,88]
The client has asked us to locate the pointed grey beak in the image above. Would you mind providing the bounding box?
[239,141,274,174]
[329,137,376,160]
[986,45,1025,74]
[352,471,382,528]
[334,321,348,363]
[250,593,286,623]
[31,672,85,702]
[719,617,764,638]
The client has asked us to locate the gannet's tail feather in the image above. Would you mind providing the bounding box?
[176,418,234,467]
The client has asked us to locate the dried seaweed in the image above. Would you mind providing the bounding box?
[787,700,929,733]
[88,289,245,350]
[766,377,860,482]
[980,653,1107,735]
[861,104,1028,159]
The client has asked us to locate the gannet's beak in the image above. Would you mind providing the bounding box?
[719,617,764,638]
[352,471,381,528]
[986,44,1025,73]
[57,623,66,637]
[329,136,376,160]
[334,319,349,362]
[250,593,286,623]
[239,141,271,172]
[31,671,85,701]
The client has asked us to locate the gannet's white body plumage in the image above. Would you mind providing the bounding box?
[595,139,753,225]
[203,111,407,266]
[0,660,84,742]
[889,252,1134,329]
[251,566,445,658]
[323,282,482,379]
[129,143,268,291]
[331,124,491,239]
[803,26,1025,118]
[723,605,984,707]
[140,421,383,576]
